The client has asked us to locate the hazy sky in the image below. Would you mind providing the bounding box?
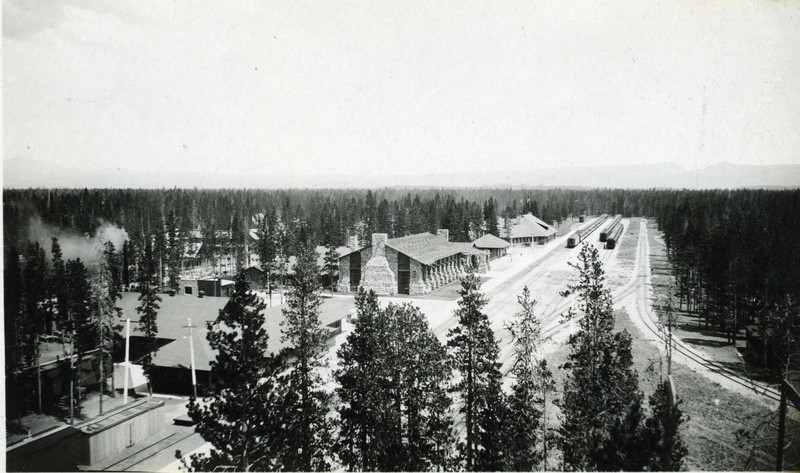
[3,1,800,188]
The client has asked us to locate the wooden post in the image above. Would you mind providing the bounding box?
[37,363,42,414]
[668,375,677,407]
[776,378,800,471]
[99,295,104,416]
[183,318,198,398]
[123,318,131,404]
[776,386,787,471]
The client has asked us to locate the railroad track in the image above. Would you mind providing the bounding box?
[624,223,782,403]
[98,427,197,471]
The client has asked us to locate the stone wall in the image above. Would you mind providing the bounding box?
[360,234,397,295]
[181,279,199,296]
[336,255,351,292]
[409,259,427,295]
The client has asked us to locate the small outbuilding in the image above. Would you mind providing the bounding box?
[472,234,511,260]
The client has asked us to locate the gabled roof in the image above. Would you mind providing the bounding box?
[498,213,557,239]
[473,234,511,249]
[150,296,355,369]
[117,292,230,341]
[386,232,464,265]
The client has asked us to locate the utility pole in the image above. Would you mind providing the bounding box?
[183,318,198,398]
[99,269,105,415]
[123,318,131,404]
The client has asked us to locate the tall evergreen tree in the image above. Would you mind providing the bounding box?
[136,237,162,394]
[257,210,278,304]
[5,245,24,422]
[336,289,455,471]
[447,271,507,471]
[642,379,688,471]
[322,244,339,294]
[51,237,70,342]
[185,271,284,472]
[166,211,182,292]
[559,244,646,471]
[279,244,332,471]
[92,241,122,412]
[66,258,94,414]
[335,288,385,471]
[21,241,47,362]
[483,198,499,237]
[504,286,547,471]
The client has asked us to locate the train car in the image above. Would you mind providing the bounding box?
[605,220,624,249]
[599,214,622,242]
[567,214,608,248]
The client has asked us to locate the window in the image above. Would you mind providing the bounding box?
[185,286,193,295]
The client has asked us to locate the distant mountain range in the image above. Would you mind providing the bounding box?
[4,160,800,189]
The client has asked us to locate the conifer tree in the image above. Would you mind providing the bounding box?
[559,243,646,471]
[279,244,332,471]
[136,237,162,394]
[185,270,284,472]
[257,210,278,305]
[5,245,24,421]
[335,288,385,471]
[166,211,182,292]
[51,237,70,343]
[642,379,688,471]
[483,198,499,237]
[336,290,455,471]
[504,286,547,471]
[66,258,94,413]
[92,241,122,411]
[322,243,339,294]
[447,270,507,471]
[21,241,47,362]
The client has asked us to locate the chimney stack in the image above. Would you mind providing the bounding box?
[437,229,450,242]
[348,235,359,249]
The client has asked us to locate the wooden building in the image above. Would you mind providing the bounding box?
[498,213,557,246]
[472,233,511,260]
[115,292,352,396]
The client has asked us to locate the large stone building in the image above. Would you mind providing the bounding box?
[337,230,489,296]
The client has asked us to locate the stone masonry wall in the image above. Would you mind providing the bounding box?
[336,255,351,292]
[409,259,427,295]
[360,234,397,295]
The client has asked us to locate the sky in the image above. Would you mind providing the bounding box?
[3,0,800,188]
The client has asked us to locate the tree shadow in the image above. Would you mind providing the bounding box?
[682,337,729,348]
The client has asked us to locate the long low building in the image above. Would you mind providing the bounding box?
[116,291,352,395]
[337,230,489,296]
[498,213,557,246]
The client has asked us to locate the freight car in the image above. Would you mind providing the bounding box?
[599,214,622,242]
[567,214,608,248]
[605,220,624,249]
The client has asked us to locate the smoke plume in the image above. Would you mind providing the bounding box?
[26,217,130,264]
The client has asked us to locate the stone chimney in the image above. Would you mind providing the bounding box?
[437,229,449,242]
[347,235,359,249]
[360,233,397,295]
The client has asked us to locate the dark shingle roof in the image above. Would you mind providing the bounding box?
[473,234,511,249]
[119,290,353,370]
[387,232,464,265]
[498,213,557,239]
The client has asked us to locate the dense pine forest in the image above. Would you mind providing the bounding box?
[4,186,800,470]
[4,187,799,373]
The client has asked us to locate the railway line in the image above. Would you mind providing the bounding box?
[624,221,782,403]
[489,217,781,406]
